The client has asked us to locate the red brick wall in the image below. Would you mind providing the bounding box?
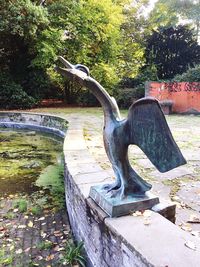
[146,82,200,113]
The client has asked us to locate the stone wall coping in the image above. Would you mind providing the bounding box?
[1,111,200,266]
[0,111,67,120]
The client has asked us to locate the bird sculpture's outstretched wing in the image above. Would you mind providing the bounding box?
[125,97,186,172]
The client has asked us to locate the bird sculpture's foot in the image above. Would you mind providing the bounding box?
[101,181,121,192]
[106,184,147,200]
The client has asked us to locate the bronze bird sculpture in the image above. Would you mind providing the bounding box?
[56,56,186,199]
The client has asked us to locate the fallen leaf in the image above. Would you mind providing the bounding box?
[132,211,143,217]
[28,221,33,228]
[185,241,196,251]
[181,223,192,232]
[16,248,23,254]
[10,245,15,251]
[24,247,31,253]
[36,256,43,261]
[171,196,181,202]
[38,217,45,221]
[18,225,26,229]
[143,218,151,226]
[40,231,47,238]
[54,245,64,252]
[46,254,55,261]
[143,210,152,217]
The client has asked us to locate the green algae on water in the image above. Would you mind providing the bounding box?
[0,128,63,196]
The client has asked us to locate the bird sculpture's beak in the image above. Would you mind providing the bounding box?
[58,56,74,69]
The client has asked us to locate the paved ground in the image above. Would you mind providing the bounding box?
[0,196,71,267]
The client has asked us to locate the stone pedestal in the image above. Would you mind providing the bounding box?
[89,185,159,217]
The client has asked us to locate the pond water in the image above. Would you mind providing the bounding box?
[0,128,63,196]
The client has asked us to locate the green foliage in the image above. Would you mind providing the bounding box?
[35,163,65,208]
[37,241,53,250]
[0,0,48,38]
[116,88,144,109]
[116,64,158,108]
[173,65,200,82]
[0,73,36,109]
[167,0,200,40]
[148,0,178,29]
[120,1,149,78]
[63,241,86,267]
[14,199,28,213]
[5,0,196,106]
[149,0,200,40]
[31,27,64,68]
[0,248,13,266]
[59,0,124,99]
[76,89,98,107]
[1,0,139,107]
[30,205,42,215]
[145,25,200,79]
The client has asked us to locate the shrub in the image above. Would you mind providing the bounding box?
[116,86,145,109]
[77,89,99,106]
[0,73,36,109]
[173,65,200,82]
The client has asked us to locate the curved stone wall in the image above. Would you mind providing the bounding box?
[1,112,200,267]
[0,112,68,138]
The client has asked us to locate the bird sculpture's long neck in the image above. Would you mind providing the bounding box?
[55,65,121,124]
[85,77,121,124]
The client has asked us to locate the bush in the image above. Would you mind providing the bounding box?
[76,89,99,107]
[0,73,36,109]
[173,65,200,82]
[116,86,145,109]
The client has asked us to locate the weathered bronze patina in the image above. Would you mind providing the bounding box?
[56,57,186,216]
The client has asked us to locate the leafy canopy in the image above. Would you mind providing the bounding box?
[145,25,200,80]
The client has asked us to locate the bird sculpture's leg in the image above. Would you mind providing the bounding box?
[101,165,121,191]
[106,164,152,199]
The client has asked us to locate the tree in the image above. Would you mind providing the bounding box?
[45,0,126,104]
[0,0,151,108]
[145,25,200,80]
[148,0,179,29]
[120,0,150,78]
[0,0,51,107]
[149,0,200,41]
[168,0,200,41]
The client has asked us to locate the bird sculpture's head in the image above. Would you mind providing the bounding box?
[56,56,90,76]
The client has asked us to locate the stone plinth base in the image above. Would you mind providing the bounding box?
[89,185,159,217]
